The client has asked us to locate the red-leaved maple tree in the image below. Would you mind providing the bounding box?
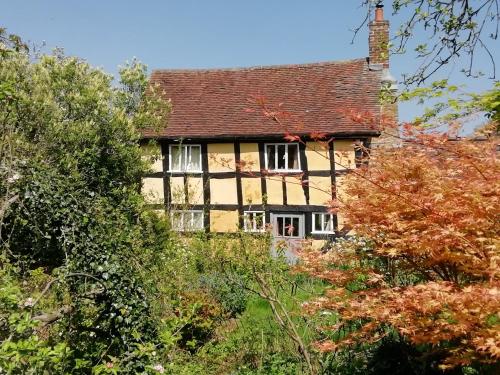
[299,121,499,370]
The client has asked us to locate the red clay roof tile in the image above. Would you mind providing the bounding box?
[142,58,383,139]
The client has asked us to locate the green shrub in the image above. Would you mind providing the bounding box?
[0,266,71,374]
[173,290,228,351]
[199,271,249,316]
[238,353,301,375]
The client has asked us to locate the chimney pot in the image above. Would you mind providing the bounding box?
[375,5,384,22]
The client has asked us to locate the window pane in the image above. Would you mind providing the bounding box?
[324,215,333,232]
[255,213,264,230]
[284,217,292,236]
[244,212,264,232]
[244,214,251,231]
[246,213,253,231]
[192,212,203,230]
[188,146,201,171]
[292,217,299,237]
[277,145,286,169]
[287,144,299,170]
[171,146,182,170]
[250,213,257,231]
[314,214,322,232]
[277,217,284,236]
[171,212,183,230]
[267,145,275,170]
[183,212,192,230]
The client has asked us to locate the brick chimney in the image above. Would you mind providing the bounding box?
[368,2,400,148]
[369,3,390,68]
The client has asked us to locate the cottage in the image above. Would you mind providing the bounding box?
[141,4,397,247]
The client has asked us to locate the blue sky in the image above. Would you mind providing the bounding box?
[2,0,498,126]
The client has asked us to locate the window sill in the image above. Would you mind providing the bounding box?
[265,169,303,174]
[168,170,203,174]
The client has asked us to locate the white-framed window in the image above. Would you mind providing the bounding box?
[169,144,202,172]
[170,210,204,231]
[272,213,304,238]
[264,143,301,172]
[312,213,335,234]
[243,211,265,232]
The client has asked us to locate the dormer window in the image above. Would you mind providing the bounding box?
[169,144,202,172]
[265,143,301,172]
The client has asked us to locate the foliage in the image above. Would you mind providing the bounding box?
[136,231,328,374]
[399,80,500,128]
[0,32,171,373]
[199,270,249,316]
[0,265,71,374]
[358,0,499,85]
[0,27,27,58]
[201,234,319,373]
[300,121,500,370]
[187,279,322,375]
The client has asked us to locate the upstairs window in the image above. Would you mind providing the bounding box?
[243,211,265,232]
[312,213,335,234]
[171,210,204,231]
[265,143,300,171]
[170,144,202,172]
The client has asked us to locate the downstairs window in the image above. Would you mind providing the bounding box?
[171,210,204,231]
[312,213,335,234]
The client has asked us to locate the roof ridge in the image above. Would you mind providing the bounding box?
[151,58,367,74]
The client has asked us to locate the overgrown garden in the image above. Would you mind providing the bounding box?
[1,0,499,372]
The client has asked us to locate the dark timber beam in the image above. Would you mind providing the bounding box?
[234,141,244,229]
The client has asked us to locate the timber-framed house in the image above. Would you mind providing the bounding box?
[140,4,397,249]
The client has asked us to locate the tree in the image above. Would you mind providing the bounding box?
[298,106,499,370]
[357,1,499,85]
[0,30,171,373]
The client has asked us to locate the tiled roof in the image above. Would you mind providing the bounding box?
[143,58,383,139]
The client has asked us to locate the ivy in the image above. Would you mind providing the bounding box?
[0,33,170,373]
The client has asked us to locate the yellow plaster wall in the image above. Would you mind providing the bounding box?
[170,176,185,204]
[210,177,237,204]
[335,175,349,229]
[210,210,239,232]
[186,176,204,205]
[142,177,164,204]
[241,177,262,205]
[208,143,235,172]
[305,142,330,171]
[308,176,332,205]
[285,176,306,205]
[334,140,356,170]
[141,143,163,172]
[239,143,261,172]
[265,177,283,205]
